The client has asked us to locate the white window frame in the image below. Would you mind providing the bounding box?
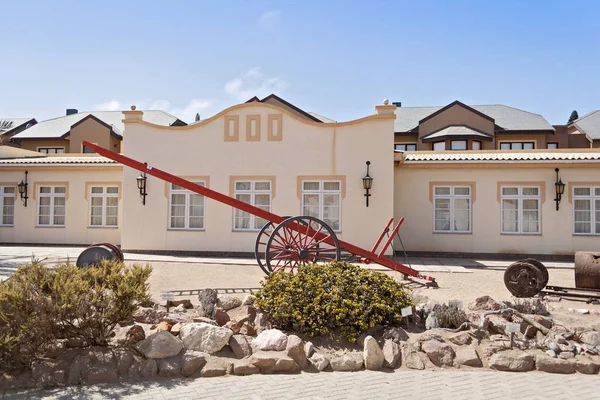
[500,186,541,234]
[499,142,535,150]
[301,180,342,232]
[37,147,65,154]
[233,180,272,231]
[432,186,472,233]
[37,185,66,227]
[168,181,206,230]
[89,186,119,227]
[450,140,467,150]
[0,186,15,227]
[433,141,446,151]
[572,186,600,235]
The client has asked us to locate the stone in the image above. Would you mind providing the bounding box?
[425,312,439,330]
[181,350,208,377]
[171,323,183,336]
[421,340,455,367]
[254,311,271,333]
[250,351,300,373]
[404,352,425,370]
[198,288,218,317]
[285,335,307,369]
[242,294,255,306]
[179,323,233,354]
[169,299,193,309]
[558,351,575,360]
[135,331,183,359]
[229,335,253,358]
[558,343,575,353]
[233,358,260,375]
[536,354,575,374]
[382,326,409,342]
[363,336,385,370]
[217,295,243,311]
[448,332,472,346]
[574,358,600,374]
[239,322,257,336]
[125,325,146,345]
[470,295,501,311]
[547,342,561,353]
[304,341,315,357]
[308,353,330,371]
[140,359,158,379]
[580,331,600,347]
[44,339,67,359]
[454,347,482,368]
[192,317,218,325]
[546,349,557,358]
[330,353,364,372]
[239,305,257,322]
[489,350,535,372]
[225,319,246,334]
[524,325,538,339]
[213,307,231,326]
[173,304,186,313]
[156,321,172,332]
[66,354,92,385]
[85,364,118,384]
[533,315,553,329]
[486,315,509,335]
[269,356,301,374]
[357,325,384,346]
[163,313,190,325]
[200,358,229,377]
[412,330,444,343]
[157,355,182,377]
[133,307,167,324]
[115,349,135,378]
[382,339,401,369]
[576,309,590,315]
[252,329,288,351]
[32,361,59,386]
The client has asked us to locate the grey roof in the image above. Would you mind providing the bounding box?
[421,125,493,141]
[308,112,337,123]
[398,151,600,163]
[394,104,554,132]
[572,110,600,140]
[12,111,181,139]
[0,155,117,165]
[0,118,35,134]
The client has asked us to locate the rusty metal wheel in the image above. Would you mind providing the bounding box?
[265,216,341,273]
[504,261,546,298]
[518,258,549,288]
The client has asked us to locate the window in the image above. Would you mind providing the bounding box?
[89,186,119,227]
[450,140,467,150]
[82,145,96,154]
[500,142,535,150]
[38,148,65,154]
[433,141,446,151]
[394,143,417,151]
[472,141,482,150]
[302,181,341,231]
[233,181,272,231]
[501,186,540,234]
[433,186,471,233]
[0,187,15,226]
[547,143,558,149]
[573,187,600,235]
[169,182,205,230]
[38,186,66,226]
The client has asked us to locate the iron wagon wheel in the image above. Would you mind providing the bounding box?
[265,216,341,273]
[504,261,546,298]
[518,258,549,288]
[254,221,276,275]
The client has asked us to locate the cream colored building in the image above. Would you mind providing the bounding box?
[1,97,599,258]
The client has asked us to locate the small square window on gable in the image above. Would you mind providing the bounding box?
[224,115,240,142]
[268,114,283,141]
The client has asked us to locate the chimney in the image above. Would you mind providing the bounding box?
[392,102,402,107]
[66,109,78,116]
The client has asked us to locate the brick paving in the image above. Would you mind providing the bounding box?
[6,370,600,400]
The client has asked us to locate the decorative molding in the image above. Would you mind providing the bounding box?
[496,181,546,203]
[428,181,477,203]
[268,114,283,141]
[296,175,347,199]
[224,115,239,142]
[228,176,276,199]
[246,115,261,142]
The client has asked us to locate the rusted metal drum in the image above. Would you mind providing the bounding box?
[76,242,124,268]
[575,251,600,289]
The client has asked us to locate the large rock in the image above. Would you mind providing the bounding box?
[382,327,409,342]
[233,358,260,375]
[382,339,401,369]
[85,364,118,384]
[401,342,424,370]
[179,323,233,354]
[363,336,385,370]
[133,307,167,324]
[192,317,218,325]
[574,358,600,374]
[536,354,575,374]
[252,329,288,351]
[454,347,482,368]
[225,319,247,334]
[200,357,229,377]
[124,325,145,345]
[304,341,315,358]
[421,340,455,367]
[580,331,600,347]
[213,307,230,326]
[308,353,330,371]
[155,321,172,332]
[239,322,256,336]
[286,335,307,369]
[169,299,193,309]
[217,295,243,311]
[254,311,271,333]
[157,356,182,377]
[330,353,363,372]
[239,305,257,322]
[470,295,501,311]
[134,331,183,359]
[448,332,472,346]
[140,359,158,379]
[250,351,300,373]
[229,335,253,358]
[489,350,534,372]
[198,289,218,317]
[181,350,208,377]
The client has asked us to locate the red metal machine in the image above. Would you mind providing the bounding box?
[83,141,436,286]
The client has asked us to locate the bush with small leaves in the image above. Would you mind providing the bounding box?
[432,304,469,329]
[505,298,548,315]
[254,262,413,342]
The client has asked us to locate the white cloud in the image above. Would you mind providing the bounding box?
[257,10,281,30]
[170,99,214,122]
[90,98,214,123]
[224,67,289,102]
[92,99,122,111]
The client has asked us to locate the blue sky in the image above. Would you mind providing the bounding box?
[1,1,599,124]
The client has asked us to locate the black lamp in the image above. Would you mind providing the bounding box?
[17,171,28,207]
[137,164,148,205]
[362,161,373,207]
[554,168,565,211]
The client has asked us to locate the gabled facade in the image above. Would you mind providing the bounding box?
[567,110,600,148]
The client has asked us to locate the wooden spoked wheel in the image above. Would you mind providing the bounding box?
[265,216,341,273]
[254,221,276,275]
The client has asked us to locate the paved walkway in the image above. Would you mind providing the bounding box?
[6,369,600,400]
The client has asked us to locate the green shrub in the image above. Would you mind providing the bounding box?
[254,262,413,342]
[432,304,469,329]
[0,259,152,368]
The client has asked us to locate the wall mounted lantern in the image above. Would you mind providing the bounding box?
[17,171,28,207]
[362,161,373,207]
[554,168,565,211]
[136,163,148,205]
